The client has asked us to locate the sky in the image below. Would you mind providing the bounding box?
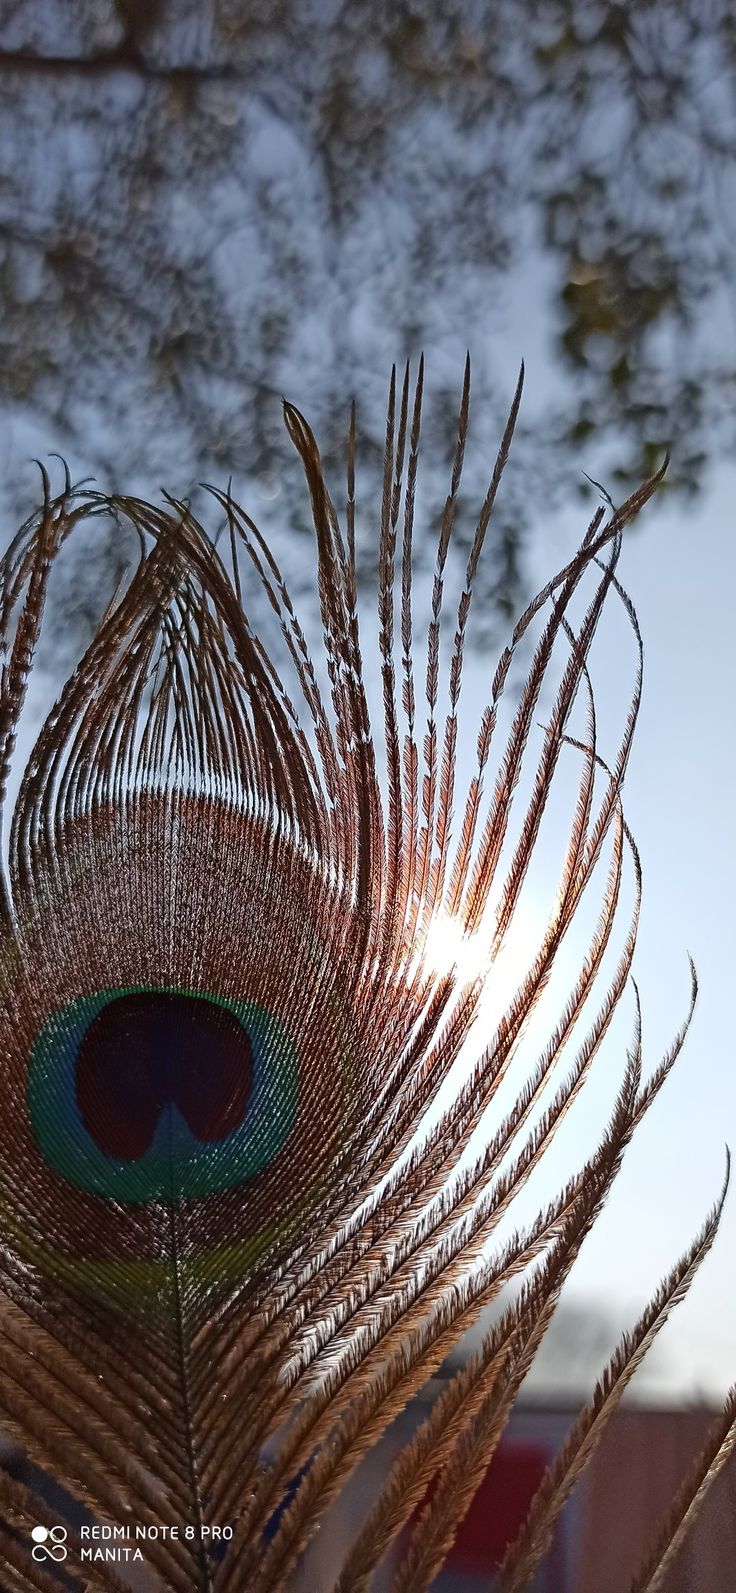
[458,258,736,1403]
[436,349,736,1402]
[511,449,736,1402]
[398,432,736,1404]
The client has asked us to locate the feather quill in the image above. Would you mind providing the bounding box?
[0,362,731,1591]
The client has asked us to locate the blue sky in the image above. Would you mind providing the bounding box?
[457,447,736,1401]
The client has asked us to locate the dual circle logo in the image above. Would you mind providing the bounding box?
[31,1524,68,1562]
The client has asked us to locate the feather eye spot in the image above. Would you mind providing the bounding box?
[27,987,299,1202]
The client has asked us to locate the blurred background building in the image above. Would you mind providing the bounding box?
[298,1391,735,1592]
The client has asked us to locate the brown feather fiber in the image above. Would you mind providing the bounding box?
[0,362,731,1591]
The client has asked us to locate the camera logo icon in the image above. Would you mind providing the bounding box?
[31,1525,68,1562]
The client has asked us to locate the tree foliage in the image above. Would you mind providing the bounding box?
[1,0,735,643]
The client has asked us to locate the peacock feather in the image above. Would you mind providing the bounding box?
[0,360,733,1591]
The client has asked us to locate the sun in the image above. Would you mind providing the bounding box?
[421,897,553,1022]
[421,910,490,985]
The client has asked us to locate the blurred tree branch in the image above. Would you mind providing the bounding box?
[0,47,240,79]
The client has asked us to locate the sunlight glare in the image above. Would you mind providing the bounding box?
[422,910,489,985]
